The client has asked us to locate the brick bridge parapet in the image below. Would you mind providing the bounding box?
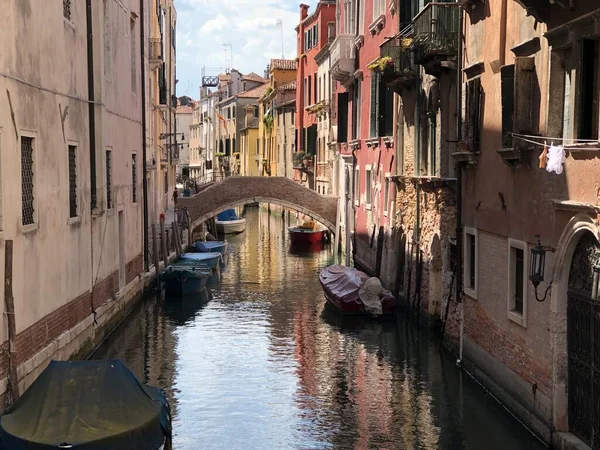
[179,176,339,232]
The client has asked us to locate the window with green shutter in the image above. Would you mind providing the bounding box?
[370,74,379,137]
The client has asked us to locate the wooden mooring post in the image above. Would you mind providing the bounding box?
[4,240,20,405]
[172,221,180,257]
[152,224,160,274]
[160,216,168,267]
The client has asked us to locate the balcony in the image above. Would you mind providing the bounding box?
[413,2,459,73]
[379,25,417,91]
[330,34,356,84]
[149,38,162,71]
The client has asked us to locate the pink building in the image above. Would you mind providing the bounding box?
[295,1,337,189]
[332,0,398,276]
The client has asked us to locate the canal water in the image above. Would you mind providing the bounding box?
[92,207,547,450]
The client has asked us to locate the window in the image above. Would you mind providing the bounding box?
[464,77,482,151]
[464,227,478,298]
[338,92,349,143]
[508,239,528,327]
[313,24,318,47]
[130,19,136,94]
[365,166,372,208]
[579,39,599,141]
[354,166,360,205]
[63,0,72,21]
[358,0,365,34]
[501,57,535,148]
[21,136,35,226]
[308,75,312,106]
[318,77,322,102]
[352,79,362,140]
[370,74,394,138]
[68,145,78,218]
[164,170,168,194]
[106,150,113,209]
[383,175,390,215]
[314,74,318,105]
[132,153,138,203]
[373,0,385,20]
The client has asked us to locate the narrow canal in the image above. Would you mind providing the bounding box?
[92,207,546,450]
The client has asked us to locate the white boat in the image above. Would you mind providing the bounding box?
[216,218,246,234]
[215,209,246,234]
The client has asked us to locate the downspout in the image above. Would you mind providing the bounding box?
[456,0,465,365]
[351,148,358,266]
[86,0,97,209]
[140,0,149,271]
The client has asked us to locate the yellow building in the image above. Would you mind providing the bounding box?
[258,59,297,176]
[240,105,260,176]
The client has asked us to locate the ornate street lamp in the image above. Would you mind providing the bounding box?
[529,234,554,302]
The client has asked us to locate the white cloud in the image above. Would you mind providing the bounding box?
[175,0,317,97]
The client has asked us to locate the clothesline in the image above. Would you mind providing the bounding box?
[512,134,600,151]
[512,132,600,143]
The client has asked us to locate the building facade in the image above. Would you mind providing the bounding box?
[275,81,298,179]
[175,104,193,181]
[0,0,167,404]
[239,105,260,176]
[147,0,177,222]
[295,1,337,189]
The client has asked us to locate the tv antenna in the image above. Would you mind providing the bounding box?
[276,19,284,59]
[222,43,232,72]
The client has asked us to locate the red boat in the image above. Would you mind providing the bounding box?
[288,221,325,246]
[319,265,397,317]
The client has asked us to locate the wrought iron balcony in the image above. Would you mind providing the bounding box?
[379,24,417,89]
[413,2,459,69]
[149,38,162,71]
[330,34,356,84]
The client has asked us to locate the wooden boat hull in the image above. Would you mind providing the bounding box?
[323,290,397,317]
[216,219,246,234]
[164,273,209,295]
[288,227,324,246]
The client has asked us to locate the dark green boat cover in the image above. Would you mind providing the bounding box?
[0,360,171,450]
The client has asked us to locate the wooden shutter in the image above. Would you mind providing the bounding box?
[380,83,394,137]
[338,92,349,143]
[514,57,535,135]
[370,74,379,137]
[501,64,515,148]
[465,77,482,151]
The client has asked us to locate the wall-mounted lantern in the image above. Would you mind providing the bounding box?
[529,234,554,302]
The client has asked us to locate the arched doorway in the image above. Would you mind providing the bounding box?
[567,231,600,446]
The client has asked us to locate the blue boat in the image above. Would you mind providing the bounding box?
[161,260,212,295]
[180,252,222,269]
[194,240,228,255]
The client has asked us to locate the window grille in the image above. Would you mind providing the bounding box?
[69,145,77,218]
[21,137,35,226]
[63,0,72,21]
[132,154,137,203]
[106,150,112,209]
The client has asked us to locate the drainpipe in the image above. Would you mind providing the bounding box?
[351,148,358,265]
[140,0,149,271]
[456,0,465,366]
[86,0,97,209]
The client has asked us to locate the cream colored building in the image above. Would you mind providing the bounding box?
[147,0,177,222]
[189,90,218,183]
[0,0,171,404]
[314,41,333,196]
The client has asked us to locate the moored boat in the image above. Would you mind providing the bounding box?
[180,252,222,269]
[0,359,172,450]
[161,260,212,295]
[289,220,325,246]
[215,209,246,234]
[319,264,396,317]
[194,240,228,255]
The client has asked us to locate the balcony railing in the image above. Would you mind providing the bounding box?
[413,2,459,66]
[330,34,356,84]
[380,24,416,88]
[149,38,162,70]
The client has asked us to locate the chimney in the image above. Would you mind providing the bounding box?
[264,64,270,80]
[328,21,335,42]
[300,3,309,20]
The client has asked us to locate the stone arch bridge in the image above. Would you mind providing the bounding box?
[179,176,339,233]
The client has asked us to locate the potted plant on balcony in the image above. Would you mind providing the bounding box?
[293,151,307,168]
[367,56,395,74]
[263,114,274,133]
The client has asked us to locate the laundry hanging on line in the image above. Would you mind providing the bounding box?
[546,145,566,175]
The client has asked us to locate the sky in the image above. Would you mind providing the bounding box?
[175,0,317,98]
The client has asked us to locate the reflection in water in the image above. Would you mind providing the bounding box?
[92,207,546,450]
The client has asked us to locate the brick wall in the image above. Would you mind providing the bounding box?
[126,254,143,284]
[0,255,144,380]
